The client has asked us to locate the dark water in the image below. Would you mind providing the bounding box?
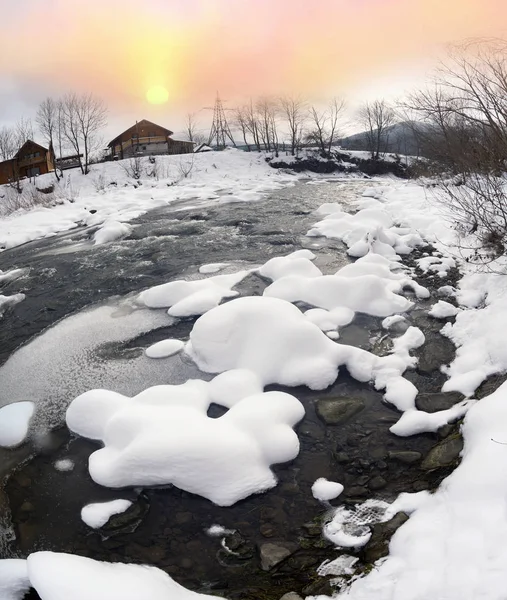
[0,179,459,599]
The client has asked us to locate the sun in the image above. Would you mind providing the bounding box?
[146,85,169,105]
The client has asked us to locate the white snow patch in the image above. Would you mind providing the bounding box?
[0,402,34,447]
[311,478,344,501]
[382,315,406,330]
[145,339,185,359]
[0,293,25,316]
[199,263,230,274]
[81,499,133,529]
[206,524,235,537]
[324,499,390,549]
[0,559,30,600]
[54,459,75,472]
[429,300,460,319]
[93,220,132,245]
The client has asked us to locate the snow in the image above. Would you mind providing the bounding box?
[66,371,304,506]
[81,499,132,529]
[54,459,74,472]
[389,401,474,437]
[258,249,322,280]
[429,300,460,319]
[145,339,184,358]
[333,380,507,600]
[0,150,297,251]
[0,293,25,316]
[138,270,250,317]
[0,559,30,600]
[205,524,235,537]
[0,268,26,283]
[93,220,132,245]
[0,401,34,447]
[381,314,406,330]
[311,478,344,501]
[25,551,220,600]
[199,263,230,274]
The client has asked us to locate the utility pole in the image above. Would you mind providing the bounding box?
[206,92,236,150]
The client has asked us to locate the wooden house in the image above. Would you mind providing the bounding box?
[107,119,194,159]
[0,140,55,185]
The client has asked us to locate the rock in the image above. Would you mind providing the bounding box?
[388,451,422,464]
[280,593,303,600]
[102,496,149,534]
[412,480,430,492]
[302,522,322,537]
[316,397,365,425]
[416,392,463,413]
[376,460,388,470]
[19,501,34,513]
[417,336,455,374]
[259,542,296,571]
[175,511,193,525]
[346,485,368,498]
[421,435,464,470]
[260,523,276,538]
[369,476,387,491]
[335,452,350,463]
[357,475,370,486]
[362,512,409,563]
[302,577,334,597]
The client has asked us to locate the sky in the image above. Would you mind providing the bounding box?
[1,0,506,140]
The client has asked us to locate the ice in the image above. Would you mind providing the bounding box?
[429,300,460,319]
[0,559,30,600]
[54,459,74,472]
[0,402,34,447]
[145,339,184,358]
[26,551,220,600]
[138,270,250,317]
[199,263,230,274]
[311,478,344,501]
[81,499,132,529]
[66,371,304,506]
[0,293,25,317]
[93,220,132,245]
[324,500,390,549]
[0,268,26,283]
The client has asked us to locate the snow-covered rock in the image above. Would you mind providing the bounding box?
[81,499,132,529]
[311,478,344,501]
[0,402,34,447]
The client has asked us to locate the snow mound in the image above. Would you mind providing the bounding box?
[304,307,355,333]
[93,220,132,245]
[66,371,304,506]
[0,293,25,317]
[138,270,250,317]
[145,339,184,358]
[25,552,220,600]
[0,402,34,447]
[54,459,74,472]
[429,300,460,319]
[0,559,30,600]
[258,249,321,280]
[417,255,455,277]
[324,499,390,549]
[199,263,230,274]
[81,499,132,529]
[0,268,26,283]
[311,478,344,501]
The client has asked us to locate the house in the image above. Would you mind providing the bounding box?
[0,140,55,185]
[107,119,194,159]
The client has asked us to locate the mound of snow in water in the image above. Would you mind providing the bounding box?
[199,263,230,274]
[324,499,390,549]
[0,293,25,317]
[0,268,26,283]
[429,300,460,319]
[258,249,322,280]
[145,339,184,358]
[0,402,34,447]
[93,220,132,245]
[0,559,30,600]
[138,271,250,317]
[81,499,132,529]
[23,552,220,600]
[66,370,304,506]
[312,478,344,501]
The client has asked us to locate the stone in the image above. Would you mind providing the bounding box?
[19,501,34,513]
[388,451,422,464]
[259,542,296,571]
[175,511,193,525]
[298,422,325,441]
[417,336,455,374]
[416,392,463,413]
[421,435,464,470]
[346,485,368,498]
[357,475,370,486]
[302,577,334,597]
[280,593,303,600]
[412,480,430,492]
[102,497,148,534]
[302,522,322,537]
[260,523,275,538]
[362,512,409,563]
[369,476,387,490]
[316,397,365,425]
[335,451,350,463]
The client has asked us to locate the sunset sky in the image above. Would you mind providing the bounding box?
[1,0,506,139]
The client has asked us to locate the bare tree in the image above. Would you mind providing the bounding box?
[307,97,345,156]
[14,117,34,147]
[0,127,15,160]
[185,113,198,144]
[62,93,107,175]
[36,97,62,180]
[358,100,395,160]
[243,100,262,151]
[234,106,251,151]
[256,97,279,154]
[280,95,307,156]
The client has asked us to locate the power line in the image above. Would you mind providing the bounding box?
[205,93,236,150]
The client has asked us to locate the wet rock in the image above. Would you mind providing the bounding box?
[369,446,387,459]
[302,577,334,597]
[316,398,365,425]
[438,424,455,439]
[346,485,368,498]
[416,392,463,413]
[376,460,388,470]
[175,511,193,525]
[346,433,362,446]
[335,452,350,463]
[362,512,409,563]
[298,422,325,441]
[302,522,322,537]
[259,542,296,571]
[19,501,34,513]
[388,451,422,464]
[421,434,463,470]
[412,480,430,492]
[417,336,455,374]
[357,475,369,486]
[260,523,276,538]
[102,496,149,534]
[280,483,299,495]
[369,476,387,491]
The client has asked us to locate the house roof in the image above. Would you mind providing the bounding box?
[107,120,174,147]
[14,140,48,158]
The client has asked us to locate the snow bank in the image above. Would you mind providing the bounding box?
[25,552,220,600]
[138,270,250,317]
[66,370,304,505]
[0,268,26,283]
[0,401,34,447]
[0,559,30,600]
[312,478,344,501]
[0,293,25,316]
[81,499,132,529]
[334,380,507,600]
[93,220,132,245]
[145,339,184,358]
[258,249,321,280]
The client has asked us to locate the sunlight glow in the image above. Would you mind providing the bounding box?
[146,85,169,105]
